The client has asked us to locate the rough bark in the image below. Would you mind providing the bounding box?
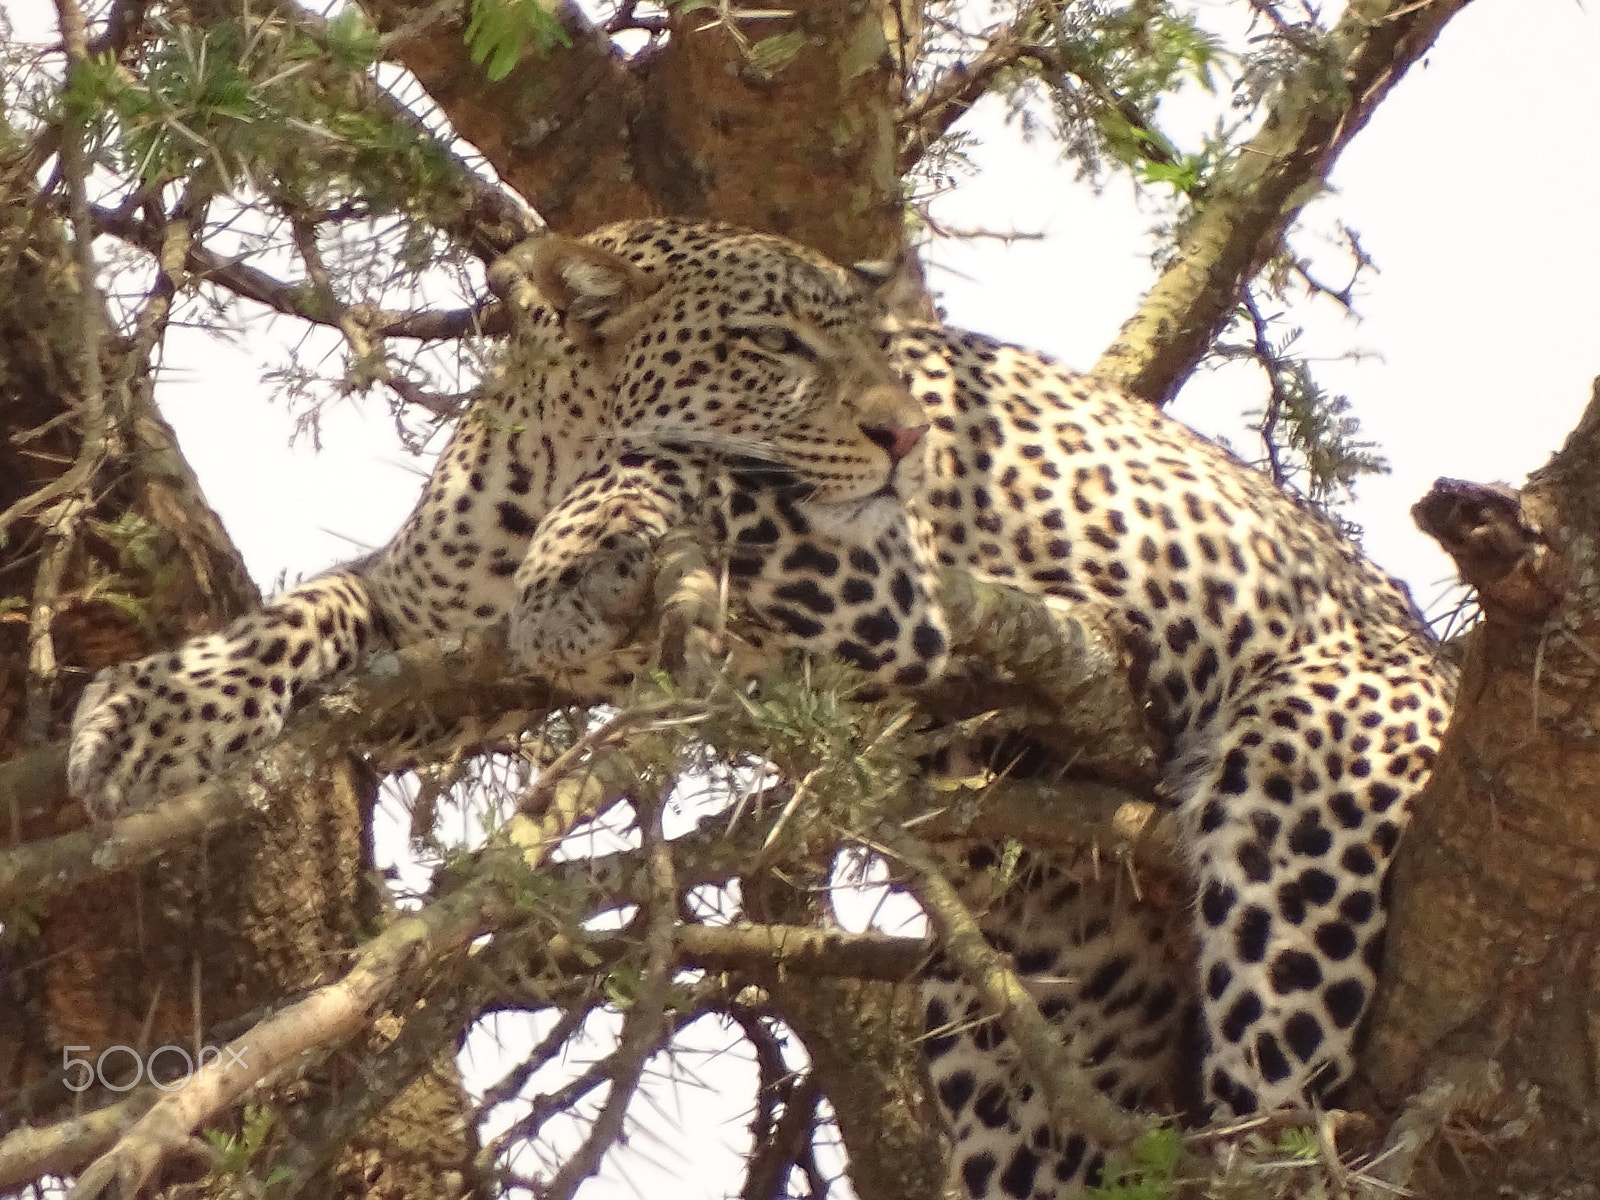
[1361,380,1600,1198]
[368,0,907,260]
[0,157,478,1199]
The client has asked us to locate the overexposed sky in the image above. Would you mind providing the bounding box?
[928,0,1600,613]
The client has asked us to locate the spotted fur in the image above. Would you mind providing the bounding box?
[69,219,1456,1198]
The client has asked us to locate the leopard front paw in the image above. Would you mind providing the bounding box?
[67,644,289,817]
[509,534,655,675]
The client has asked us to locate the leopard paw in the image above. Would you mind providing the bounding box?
[67,638,290,817]
[509,532,655,675]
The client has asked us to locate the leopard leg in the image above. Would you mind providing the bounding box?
[68,572,396,816]
[1180,655,1444,1116]
[509,452,703,681]
[923,851,1191,1200]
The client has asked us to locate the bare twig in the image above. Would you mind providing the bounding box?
[742,1072,824,1200]
[84,203,497,340]
[1359,1060,1504,1196]
[477,1003,595,1116]
[898,26,1044,174]
[541,784,678,1200]
[898,9,1184,179]
[24,498,85,742]
[1241,288,1291,489]
[19,0,117,737]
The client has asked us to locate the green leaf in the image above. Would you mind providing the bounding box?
[324,8,381,72]
[1275,1124,1322,1161]
[465,0,571,82]
[747,31,807,78]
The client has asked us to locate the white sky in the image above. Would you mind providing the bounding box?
[9,0,1600,1194]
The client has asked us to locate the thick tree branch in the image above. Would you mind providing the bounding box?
[65,874,514,1199]
[1360,378,1600,1194]
[364,0,650,235]
[1412,478,1561,624]
[1092,0,1473,405]
[4,561,1164,906]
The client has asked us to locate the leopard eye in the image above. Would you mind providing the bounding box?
[731,324,816,360]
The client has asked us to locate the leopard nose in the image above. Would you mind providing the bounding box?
[861,420,928,465]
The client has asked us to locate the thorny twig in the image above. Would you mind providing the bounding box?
[898,3,1184,178]
[742,1070,824,1200]
[1241,288,1291,490]
[1290,223,1373,312]
[730,999,794,1180]
[512,700,704,821]
[898,24,1046,173]
[20,0,118,741]
[86,202,495,338]
[477,1003,597,1118]
[541,784,679,1200]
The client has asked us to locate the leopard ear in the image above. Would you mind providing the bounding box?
[493,236,662,354]
[851,251,937,322]
[849,258,898,291]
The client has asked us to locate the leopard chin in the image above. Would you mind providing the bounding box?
[801,491,906,542]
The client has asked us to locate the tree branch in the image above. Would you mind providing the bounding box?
[876,822,1154,1152]
[85,204,499,340]
[64,873,514,1199]
[898,26,1043,175]
[362,0,651,235]
[1092,0,1474,405]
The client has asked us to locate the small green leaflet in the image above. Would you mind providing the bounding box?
[465,0,573,82]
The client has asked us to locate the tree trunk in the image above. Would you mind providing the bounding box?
[370,0,907,261]
[0,153,478,1199]
[1360,380,1600,1198]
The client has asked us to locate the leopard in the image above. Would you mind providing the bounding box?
[68,218,1457,1198]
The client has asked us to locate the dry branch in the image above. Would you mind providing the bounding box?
[1412,477,1561,623]
[4,564,1161,902]
[64,874,514,1199]
[86,203,498,340]
[898,17,1182,179]
[0,1092,156,1190]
